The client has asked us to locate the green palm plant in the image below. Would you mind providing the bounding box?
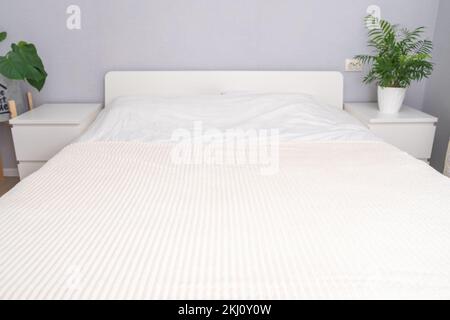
[355,17,434,88]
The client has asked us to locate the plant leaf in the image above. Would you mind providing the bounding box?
[13,42,46,73]
[0,41,47,91]
[0,32,6,42]
[356,17,433,87]
[0,56,26,79]
[27,76,46,91]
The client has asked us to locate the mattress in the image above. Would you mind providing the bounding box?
[1,141,450,299]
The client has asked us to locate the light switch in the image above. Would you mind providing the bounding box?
[345,59,363,72]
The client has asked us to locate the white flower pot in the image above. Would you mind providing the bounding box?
[377,86,407,114]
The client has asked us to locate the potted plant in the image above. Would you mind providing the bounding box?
[356,17,434,114]
[0,31,47,121]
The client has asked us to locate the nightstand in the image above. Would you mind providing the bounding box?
[10,103,102,179]
[344,102,438,162]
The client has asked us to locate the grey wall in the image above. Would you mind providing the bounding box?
[0,0,441,170]
[423,0,450,172]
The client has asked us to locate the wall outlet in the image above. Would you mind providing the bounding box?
[345,59,363,72]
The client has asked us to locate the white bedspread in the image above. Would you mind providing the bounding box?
[1,141,450,300]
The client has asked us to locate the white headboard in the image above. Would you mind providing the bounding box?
[105,71,344,109]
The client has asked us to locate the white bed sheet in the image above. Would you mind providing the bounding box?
[79,94,377,143]
[1,141,450,299]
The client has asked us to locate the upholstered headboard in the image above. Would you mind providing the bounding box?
[104,71,344,109]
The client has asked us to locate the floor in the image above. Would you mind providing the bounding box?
[0,177,20,197]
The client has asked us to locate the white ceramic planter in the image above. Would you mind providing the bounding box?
[378,86,407,114]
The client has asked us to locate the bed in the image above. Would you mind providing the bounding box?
[1,71,450,300]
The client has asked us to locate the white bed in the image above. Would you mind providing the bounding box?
[1,72,450,300]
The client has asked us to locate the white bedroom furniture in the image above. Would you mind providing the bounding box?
[344,102,438,162]
[10,103,102,179]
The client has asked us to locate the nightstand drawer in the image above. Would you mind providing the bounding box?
[9,103,102,180]
[369,123,436,159]
[345,103,438,161]
[18,162,46,179]
[12,125,86,161]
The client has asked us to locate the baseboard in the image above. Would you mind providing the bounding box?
[3,168,19,177]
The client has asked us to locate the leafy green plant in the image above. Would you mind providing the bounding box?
[355,17,433,88]
[0,31,47,91]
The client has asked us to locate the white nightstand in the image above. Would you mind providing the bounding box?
[10,103,102,179]
[344,103,438,162]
